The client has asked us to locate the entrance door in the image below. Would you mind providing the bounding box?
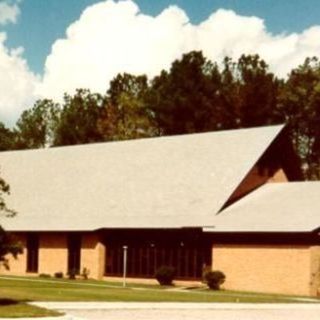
[67,234,81,274]
[26,234,39,273]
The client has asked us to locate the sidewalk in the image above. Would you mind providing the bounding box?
[27,302,320,320]
[2,302,320,320]
[0,316,78,320]
[30,301,320,310]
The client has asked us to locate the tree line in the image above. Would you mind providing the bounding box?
[1,51,320,179]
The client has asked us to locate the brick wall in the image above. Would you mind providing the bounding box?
[310,246,320,296]
[213,244,312,296]
[81,232,105,279]
[38,233,68,275]
[227,167,288,208]
[0,233,27,275]
[267,168,288,183]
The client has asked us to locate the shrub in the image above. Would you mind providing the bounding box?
[39,273,51,278]
[54,272,63,279]
[155,266,175,286]
[81,267,90,280]
[204,270,226,290]
[67,269,77,280]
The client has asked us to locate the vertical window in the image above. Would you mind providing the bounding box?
[26,234,39,273]
[67,234,81,274]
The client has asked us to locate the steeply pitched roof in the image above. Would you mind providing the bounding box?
[204,181,320,233]
[0,125,284,231]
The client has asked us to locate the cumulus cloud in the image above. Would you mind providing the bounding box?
[199,10,320,78]
[0,33,39,126]
[37,1,195,100]
[0,0,39,127]
[4,0,320,125]
[37,0,320,103]
[0,0,20,25]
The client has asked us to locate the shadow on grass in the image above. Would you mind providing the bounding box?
[0,298,19,306]
[0,298,31,306]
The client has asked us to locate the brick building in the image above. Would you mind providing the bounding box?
[1,124,319,296]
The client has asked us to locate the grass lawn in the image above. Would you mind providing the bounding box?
[0,299,61,318]
[0,275,319,318]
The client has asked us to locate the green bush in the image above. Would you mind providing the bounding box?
[67,269,77,280]
[54,272,63,278]
[204,270,226,290]
[81,267,90,280]
[39,273,51,278]
[155,266,175,285]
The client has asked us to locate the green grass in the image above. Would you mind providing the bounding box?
[0,275,319,306]
[0,299,61,318]
[0,275,319,318]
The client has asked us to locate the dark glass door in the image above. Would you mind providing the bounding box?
[67,234,81,274]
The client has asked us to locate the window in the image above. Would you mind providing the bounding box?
[26,234,39,273]
[105,243,211,279]
[103,229,212,280]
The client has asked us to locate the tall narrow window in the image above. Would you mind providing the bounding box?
[26,234,39,273]
[67,234,81,274]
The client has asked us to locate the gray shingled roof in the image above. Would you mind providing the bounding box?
[204,182,320,233]
[0,125,284,232]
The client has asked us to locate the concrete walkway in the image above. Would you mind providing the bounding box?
[0,316,79,320]
[30,302,320,320]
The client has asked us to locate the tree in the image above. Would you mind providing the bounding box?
[147,51,222,135]
[15,99,61,149]
[147,52,282,135]
[108,73,149,107]
[279,57,320,179]
[219,54,282,129]
[54,89,104,146]
[0,122,16,151]
[98,73,159,141]
[0,175,22,269]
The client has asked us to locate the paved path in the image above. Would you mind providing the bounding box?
[0,316,76,320]
[31,302,320,320]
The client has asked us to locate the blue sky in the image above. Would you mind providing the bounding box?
[2,0,320,125]
[3,0,320,75]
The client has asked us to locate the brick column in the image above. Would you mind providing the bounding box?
[81,232,105,280]
[38,233,68,275]
[310,246,320,296]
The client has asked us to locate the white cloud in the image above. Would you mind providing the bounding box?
[0,0,20,25]
[0,32,39,126]
[0,0,38,127]
[37,1,195,100]
[4,0,320,126]
[38,0,320,103]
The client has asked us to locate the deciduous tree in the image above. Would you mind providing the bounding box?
[279,57,320,179]
[147,51,221,135]
[15,99,61,149]
[98,73,159,140]
[219,54,282,129]
[54,89,104,146]
[0,175,21,269]
[0,123,16,151]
